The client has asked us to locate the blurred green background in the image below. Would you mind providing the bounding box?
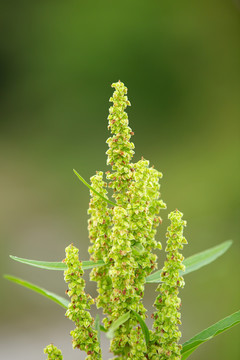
[1,1,240,359]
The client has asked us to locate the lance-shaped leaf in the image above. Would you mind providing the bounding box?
[182,240,232,276]
[73,169,116,207]
[106,311,131,339]
[9,255,105,271]
[146,240,232,283]
[131,310,149,344]
[4,275,69,309]
[181,310,240,359]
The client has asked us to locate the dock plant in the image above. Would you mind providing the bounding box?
[5,81,240,359]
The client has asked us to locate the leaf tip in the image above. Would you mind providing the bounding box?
[73,169,80,175]
[223,239,233,253]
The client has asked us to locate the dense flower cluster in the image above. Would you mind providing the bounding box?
[88,81,166,359]
[63,244,102,360]
[149,210,187,359]
[57,81,186,360]
[44,344,63,360]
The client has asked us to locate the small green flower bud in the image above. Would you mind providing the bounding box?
[44,344,63,360]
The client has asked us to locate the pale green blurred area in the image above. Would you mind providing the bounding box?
[0,1,240,359]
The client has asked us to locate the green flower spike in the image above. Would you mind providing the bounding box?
[102,82,166,359]
[150,209,187,360]
[106,80,135,205]
[88,171,112,314]
[63,244,102,360]
[44,344,63,360]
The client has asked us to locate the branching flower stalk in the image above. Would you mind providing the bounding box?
[44,81,186,360]
[85,82,166,359]
[5,80,239,360]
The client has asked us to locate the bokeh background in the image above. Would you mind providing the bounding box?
[1,1,240,359]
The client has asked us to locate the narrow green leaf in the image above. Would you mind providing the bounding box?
[4,274,69,309]
[131,310,149,344]
[181,310,240,359]
[9,255,105,271]
[181,348,196,360]
[73,169,116,207]
[95,314,101,344]
[146,240,232,283]
[182,240,232,276]
[106,311,131,339]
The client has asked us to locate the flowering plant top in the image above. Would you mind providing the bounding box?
[65,81,186,359]
[5,81,239,360]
